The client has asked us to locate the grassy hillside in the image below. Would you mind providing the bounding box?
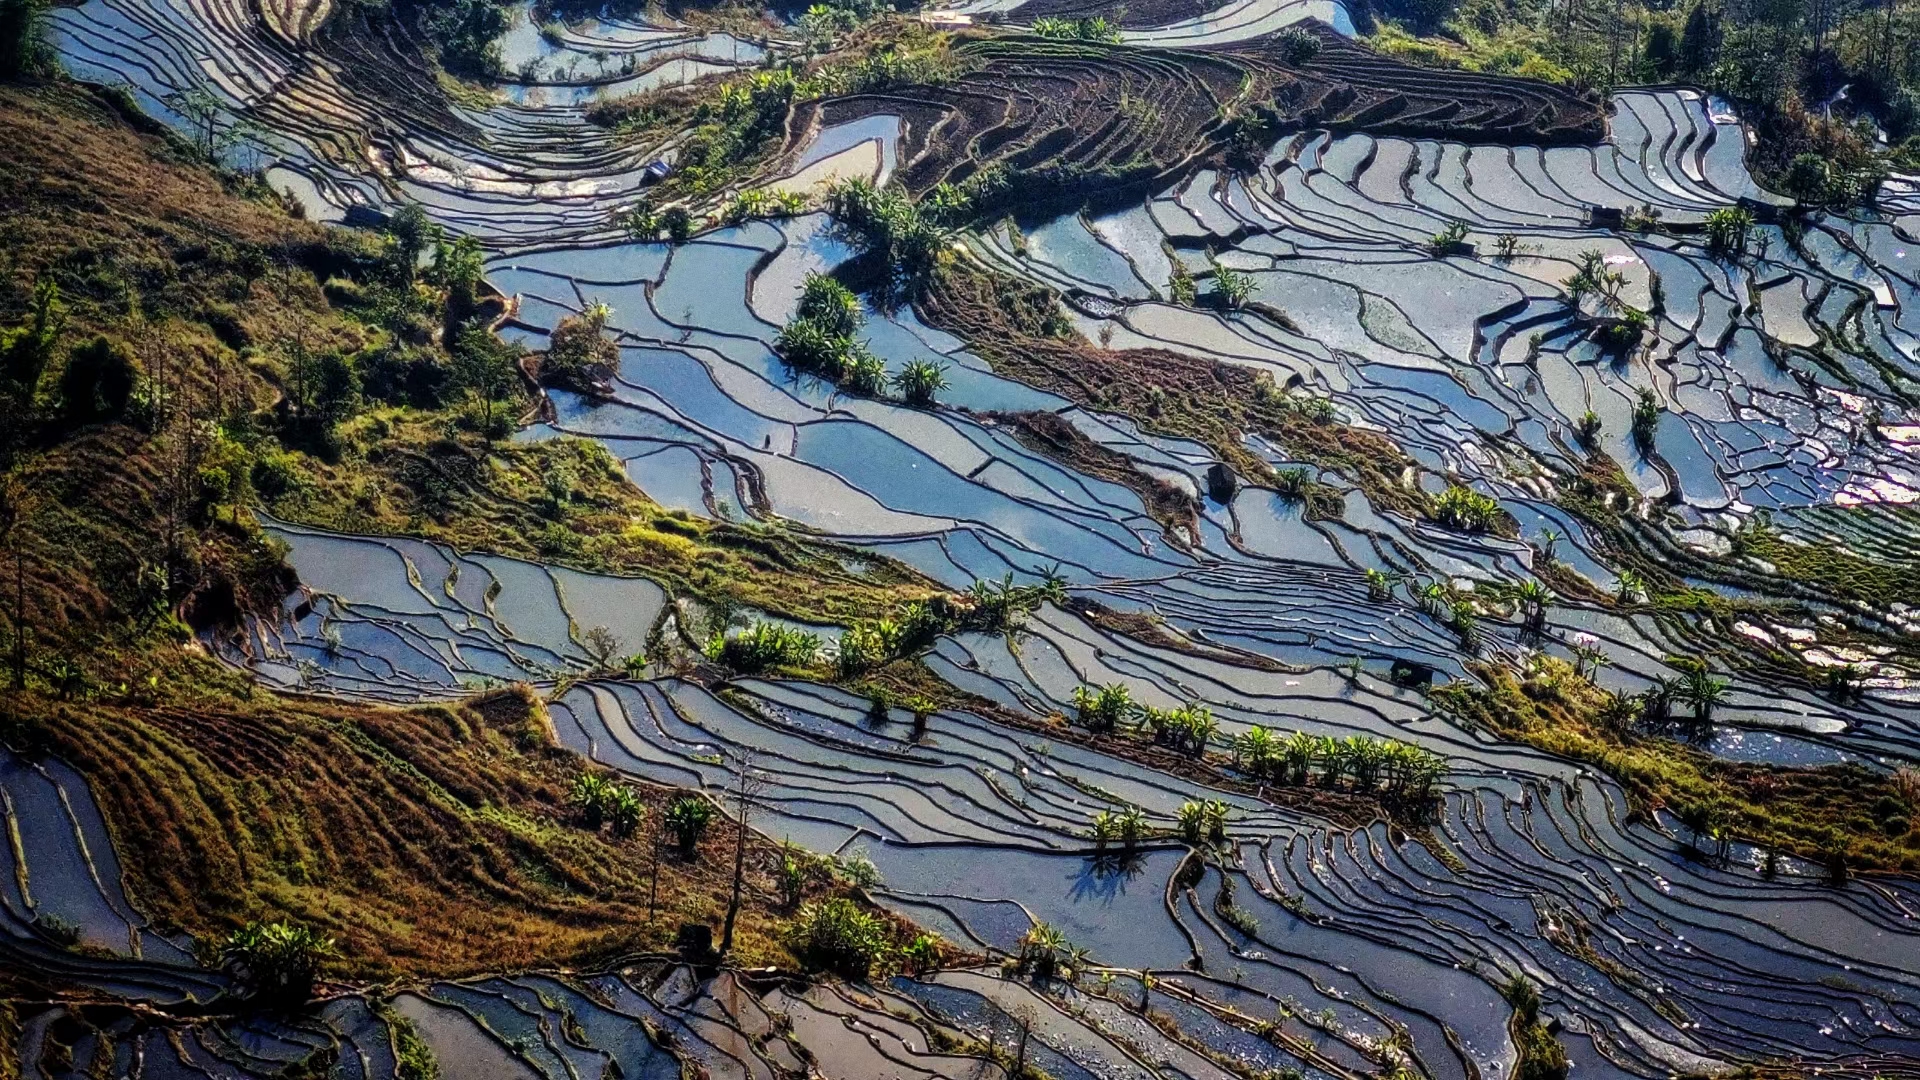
[0,80,934,982]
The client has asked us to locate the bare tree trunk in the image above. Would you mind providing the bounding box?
[648,828,663,920]
[719,752,763,957]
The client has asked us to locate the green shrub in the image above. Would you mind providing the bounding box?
[1433,484,1500,532]
[840,349,888,396]
[664,795,715,857]
[58,336,138,423]
[797,273,863,338]
[705,620,822,672]
[1031,15,1120,41]
[787,897,896,977]
[891,359,948,407]
[837,617,903,675]
[1209,259,1254,309]
[1072,682,1134,732]
[1704,207,1753,255]
[219,920,336,1003]
[1275,26,1320,64]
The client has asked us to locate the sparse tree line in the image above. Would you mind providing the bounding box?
[775,272,948,404]
[1068,681,1448,820]
[701,570,1066,676]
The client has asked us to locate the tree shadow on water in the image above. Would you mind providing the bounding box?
[1067,851,1147,904]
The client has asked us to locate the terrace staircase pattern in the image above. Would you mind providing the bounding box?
[803,27,1603,202]
[23,0,1920,1076]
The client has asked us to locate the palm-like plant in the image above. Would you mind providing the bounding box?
[1597,690,1638,732]
[1681,668,1730,724]
[840,348,889,397]
[1237,725,1275,778]
[1346,736,1388,792]
[570,772,615,829]
[1640,676,1678,723]
[1073,682,1135,733]
[1090,809,1121,848]
[796,272,863,337]
[1515,580,1554,631]
[1314,735,1345,788]
[1185,707,1218,757]
[1201,799,1229,842]
[1177,801,1209,845]
[665,795,715,858]
[1281,731,1316,786]
[1017,922,1069,980]
[1704,207,1754,256]
[892,359,949,407]
[606,785,644,838]
[220,921,337,1003]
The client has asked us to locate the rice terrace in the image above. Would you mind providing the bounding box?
[3,0,1920,1070]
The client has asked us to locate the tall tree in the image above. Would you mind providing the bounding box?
[0,0,51,81]
[1679,2,1719,75]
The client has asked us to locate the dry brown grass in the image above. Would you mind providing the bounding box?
[1436,657,1920,873]
[1,681,852,980]
[0,83,940,987]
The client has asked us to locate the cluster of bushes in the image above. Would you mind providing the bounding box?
[1089,804,1150,849]
[797,0,892,49]
[260,205,522,454]
[1274,26,1321,65]
[773,272,955,405]
[835,602,941,675]
[709,572,1064,678]
[568,771,644,837]
[1069,683,1218,758]
[1501,974,1569,1080]
[1704,207,1754,255]
[593,29,960,203]
[704,620,823,673]
[721,188,809,225]
[1176,799,1230,845]
[218,919,337,1004]
[1010,922,1087,981]
[824,178,950,296]
[539,299,618,394]
[1030,15,1121,42]
[1560,249,1647,357]
[416,0,514,77]
[1432,484,1502,533]
[775,273,890,394]
[1232,726,1446,803]
[785,897,942,978]
[776,839,881,907]
[1090,795,1236,845]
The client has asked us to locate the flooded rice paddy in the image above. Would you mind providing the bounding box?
[18,0,1920,1075]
